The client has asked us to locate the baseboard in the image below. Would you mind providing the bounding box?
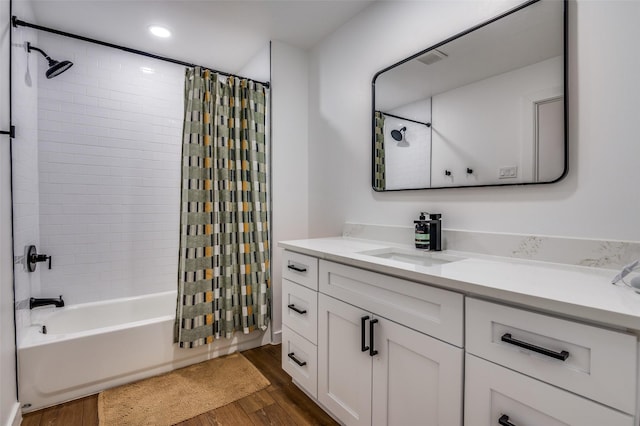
[5,402,21,426]
[271,328,282,344]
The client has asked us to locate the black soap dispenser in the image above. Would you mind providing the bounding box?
[414,212,430,249]
[428,213,442,251]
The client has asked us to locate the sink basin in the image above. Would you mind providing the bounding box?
[358,248,465,267]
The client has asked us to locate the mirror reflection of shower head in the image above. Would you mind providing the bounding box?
[391,126,406,142]
[26,42,74,79]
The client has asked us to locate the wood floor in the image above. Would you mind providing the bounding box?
[21,344,338,426]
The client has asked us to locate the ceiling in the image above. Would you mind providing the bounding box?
[26,0,377,74]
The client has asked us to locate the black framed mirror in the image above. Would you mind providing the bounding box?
[372,0,567,191]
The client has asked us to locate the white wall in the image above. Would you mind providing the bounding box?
[237,43,270,84]
[431,56,562,187]
[308,0,640,242]
[271,41,309,340]
[32,33,184,305]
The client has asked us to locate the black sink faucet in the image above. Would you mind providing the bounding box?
[30,296,64,309]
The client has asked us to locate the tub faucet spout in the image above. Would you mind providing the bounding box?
[30,296,64,309]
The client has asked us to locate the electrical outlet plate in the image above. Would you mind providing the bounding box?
[499,166,517,179]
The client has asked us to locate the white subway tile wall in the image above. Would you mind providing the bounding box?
[36,33,184,304]
[12,27,42,335]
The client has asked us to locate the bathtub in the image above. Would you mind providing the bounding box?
[18,291,268,412]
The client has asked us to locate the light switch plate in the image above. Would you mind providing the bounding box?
[499,166,517,179]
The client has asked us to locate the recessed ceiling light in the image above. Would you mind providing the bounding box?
[140,67,155,74]
[148,25,171,38]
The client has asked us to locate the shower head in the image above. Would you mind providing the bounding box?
[391,126,406,142]
[46,59,73,79]
[26,42,74,79]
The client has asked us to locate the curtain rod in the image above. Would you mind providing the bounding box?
[11,16,270,88]
[380,111,431,127]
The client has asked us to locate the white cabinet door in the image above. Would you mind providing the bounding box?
[372,317,463,426]
[465,354,635,426]
[318,294,372,426]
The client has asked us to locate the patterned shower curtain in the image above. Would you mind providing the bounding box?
[175,67,270,348]
[373,111,386,190]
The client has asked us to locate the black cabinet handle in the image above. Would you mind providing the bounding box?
[498,414,516,426]
[369,318,379,356]
[287,304,307,315]
[287,264,307,273]
[361,316,370,352]
[501,333,569,361]
[287,352,307,367]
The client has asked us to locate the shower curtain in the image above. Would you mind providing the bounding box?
[374,111,386,190]
[175,67,270,348]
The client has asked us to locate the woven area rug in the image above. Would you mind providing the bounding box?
[97,352,270,425]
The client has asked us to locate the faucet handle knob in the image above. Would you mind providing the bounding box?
[25,245,52,272]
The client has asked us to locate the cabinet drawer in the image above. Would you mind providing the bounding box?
[282,251,318,290]
[466,298,637,414]
[465,354,634,426]
[282,279,318,345]
[282,325,317,399]
[319,260,463,347]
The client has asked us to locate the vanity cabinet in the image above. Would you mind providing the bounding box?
[280,248,639,426]
[317,260,464,426]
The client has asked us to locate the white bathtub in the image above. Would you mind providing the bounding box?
[18,291,268,412]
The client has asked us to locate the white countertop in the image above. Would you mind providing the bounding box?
[279,237,640,332]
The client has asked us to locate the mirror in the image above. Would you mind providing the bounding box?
[372,0,566,191]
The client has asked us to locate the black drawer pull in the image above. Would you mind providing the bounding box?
[369,318,379,356]
[361,316,370,352]
[287,304,307,315]
[287,352,307,367]
[498,414,516,426]
[287,264,307,273]
[501,333,569,361]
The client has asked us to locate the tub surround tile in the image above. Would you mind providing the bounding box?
[33,33,182,307]
[343,222,640,270]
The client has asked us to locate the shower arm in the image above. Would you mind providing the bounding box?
[26,42,53,62]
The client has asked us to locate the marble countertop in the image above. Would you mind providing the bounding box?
[279,237,640,332]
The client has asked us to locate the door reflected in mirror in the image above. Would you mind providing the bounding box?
[372,0,566,191]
